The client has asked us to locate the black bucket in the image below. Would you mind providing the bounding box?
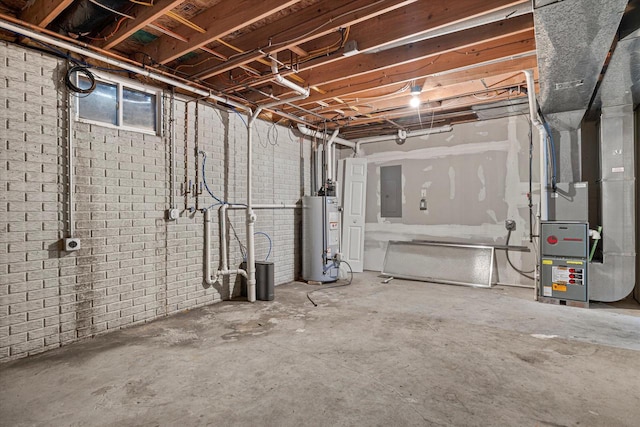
[240,261,275,301]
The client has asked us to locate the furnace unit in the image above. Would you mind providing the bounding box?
[302,196,341,282]
[540,221,589,304]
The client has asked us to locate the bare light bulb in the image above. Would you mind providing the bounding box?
[409,96,421,108]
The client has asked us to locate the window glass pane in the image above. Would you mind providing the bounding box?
[122,87,156,131]
[77,77,117,125]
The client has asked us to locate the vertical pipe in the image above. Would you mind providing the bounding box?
[170,89,176,209]
[246,109,261,303]
[67,85,75,237]
[204,208,214,285]
[219,204,229,272]
[326,129,339,182]
[523,70,548,221]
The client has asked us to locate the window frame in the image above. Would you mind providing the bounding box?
[75,70,162,136]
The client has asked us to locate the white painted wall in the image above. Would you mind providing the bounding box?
[357,116,539,285]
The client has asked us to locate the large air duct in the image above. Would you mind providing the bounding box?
[589,109,636,302]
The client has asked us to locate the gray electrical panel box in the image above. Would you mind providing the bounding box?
[380,165,402,218]
[540,221,588,302]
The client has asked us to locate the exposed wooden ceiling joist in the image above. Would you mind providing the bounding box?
[294,14,533,88]
[290,31,536,107]
[99,0,187,50]
[20,0,74,27]
[188,0,417,80]
[143,0,301,65]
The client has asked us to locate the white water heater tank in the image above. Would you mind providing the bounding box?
[302,196,340,282]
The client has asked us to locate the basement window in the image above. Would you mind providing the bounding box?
[76,72,160,134]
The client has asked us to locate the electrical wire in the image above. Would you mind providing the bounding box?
[65,65,96,94]
[84,16,127,41]
[270,0,384,48]
[254,231,272,261]
[505,229,535,280]
[228,217,247,260]
[87,0,135,19]
[306,260,353,307]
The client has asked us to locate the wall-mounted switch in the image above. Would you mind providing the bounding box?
[421,189,427,198]
[419,198,427,211]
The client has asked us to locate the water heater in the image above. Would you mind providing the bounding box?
[302,196,340,282]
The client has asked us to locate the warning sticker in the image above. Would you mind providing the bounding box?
[552,283,567,292]
[551,266,584,285]
[542,259,553,265]
[543,286,552,297]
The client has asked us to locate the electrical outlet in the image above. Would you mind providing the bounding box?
[64,238,81,252]
[505,220,516,231]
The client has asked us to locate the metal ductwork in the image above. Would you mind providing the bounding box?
[534,0,629,116]
[588,24,639,302]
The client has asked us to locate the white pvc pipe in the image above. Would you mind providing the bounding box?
[523,69,546,302]
[67,88,75,237]
[170,90,177,209]
[296,124,356,149]
[271,60,310,97]
[246,117,257,302]
[0,19,251,114]
[355,125,453,147]
[204,208,247,286]
[523,70,548,222]
[219,204,229,272]
[204,209,216,286]
[229,204,300,209]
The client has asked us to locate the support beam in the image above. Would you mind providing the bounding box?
[100,0,186,50]
[142,0,300,64]
[20,0,74,27]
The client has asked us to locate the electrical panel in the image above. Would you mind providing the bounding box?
[540,221,588,302]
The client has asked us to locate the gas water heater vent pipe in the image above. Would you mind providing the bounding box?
[326,129,340,182]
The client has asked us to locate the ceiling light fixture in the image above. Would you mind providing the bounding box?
[409,96,421,108]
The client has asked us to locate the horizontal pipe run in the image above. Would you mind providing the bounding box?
[297,124,356,149]
[0,18,252,114]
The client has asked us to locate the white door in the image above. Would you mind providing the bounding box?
[340,158,367,272]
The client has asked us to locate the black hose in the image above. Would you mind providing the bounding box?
[65,65,96,94]
[506,230,535,280]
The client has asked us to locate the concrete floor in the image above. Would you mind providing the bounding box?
[1,272,640,427]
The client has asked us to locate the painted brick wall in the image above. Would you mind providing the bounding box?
[0,41,311,361]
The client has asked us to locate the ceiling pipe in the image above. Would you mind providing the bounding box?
[354,125,453,147]
[296,124,356,149]
[0,18,252,114]
[271,59,310,97]
[326,129,340,182]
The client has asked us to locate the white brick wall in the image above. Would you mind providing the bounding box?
[0,41,311,361]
